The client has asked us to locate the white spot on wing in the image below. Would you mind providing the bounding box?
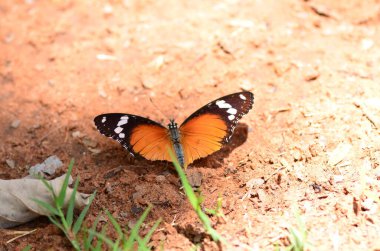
[239,94,246,100]
[121,115,129,120]
[102,117,106,123]
[117,120,128,126]
[228,115,235,120]
[227,108,237,114]
[216,100,232,109]
[114,127,123,133]
[119,133,125,138]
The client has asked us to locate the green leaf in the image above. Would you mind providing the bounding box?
[57,159,75,207]
[124,205,152,250]
[136,236,150,251]
[168,149,225,243]
[73,191,96,235]
[21,245,32,251]
[47,215,65,232]
[141,218,162,247]
[84,216,101,251]
[106,210,124,238]
[88,229,115,248]
[33,198,60,216]
[66,177,80,229]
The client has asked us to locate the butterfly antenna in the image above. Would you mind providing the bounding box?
[149,97,172,122]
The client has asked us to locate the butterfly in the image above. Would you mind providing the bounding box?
[94,91,254,168]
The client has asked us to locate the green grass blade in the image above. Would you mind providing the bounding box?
[106,210,124,238]
[168,149,225,243]
[84,216,101,251]
[33,198,60,216]
[92,224,107,251]
[142,218,162,246]
[39,177,57,201]
[73,191,96,235]
[57,158,75,207]
[136,236,150,251]
[66,177,80,229]
[124,205,152,250]
[88,228,115,248]
[21,245,31,251]
[47,215,65,232]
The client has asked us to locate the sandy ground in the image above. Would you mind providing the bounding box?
[1,0,380,250]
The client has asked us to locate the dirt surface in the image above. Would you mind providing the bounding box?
[1,0,380,250]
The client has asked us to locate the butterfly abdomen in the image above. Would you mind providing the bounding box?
[168,120,185,167]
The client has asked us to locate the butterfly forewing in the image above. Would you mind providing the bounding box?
[179,91,254,166]
[94,113,173,161]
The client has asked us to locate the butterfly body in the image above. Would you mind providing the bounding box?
[94,91,254,168]
[168,120,185,167]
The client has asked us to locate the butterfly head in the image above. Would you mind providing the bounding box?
[168,119,178,129]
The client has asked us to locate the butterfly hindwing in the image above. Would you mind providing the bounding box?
[94,113,173,161]
[179,91,254,166]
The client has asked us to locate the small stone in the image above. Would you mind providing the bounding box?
[88,148,102,154]
[72,131,83,138]
[333,175,344,183]
[291,148,303,161]
[131,204,144,216]
[256,189,267,203]
[141,76,156,89]
[155,175,166,183]
[11,120,21,129]
[105,183,113,193]
[361,198,377,213]
[293,162,306,181]
[82,137,98,148]
[239,79,254,91]
[98,86,107,98]
[361,38,374,50]
[5,159,15,169]
[246,178,264,188]
[303,67,320,81]
[103,4,113,15]
[186,171,203,188]
[148,55,166,71]
[279,158,291,170]
[128,220,137,229]
[29,155,63,176]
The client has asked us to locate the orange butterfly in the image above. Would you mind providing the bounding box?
[94,91,254,168]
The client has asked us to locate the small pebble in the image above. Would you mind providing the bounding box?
[333,175,344,183]
[82,137,98,148]
[155,175,166,183]
[246,178,264,188]
[5,159,15,169]
[257,189,267,203]
[72,131,83,138]
[11,120,20,129]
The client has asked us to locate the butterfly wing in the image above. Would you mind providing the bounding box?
[94,114,174,162]
[179,91,254,167]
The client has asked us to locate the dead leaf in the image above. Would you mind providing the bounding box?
[0,174,90,228]
[5,159,15,169]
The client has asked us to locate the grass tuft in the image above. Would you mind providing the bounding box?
[33,159,160,250]
[286,209,309,251]
[168,149,225,244]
